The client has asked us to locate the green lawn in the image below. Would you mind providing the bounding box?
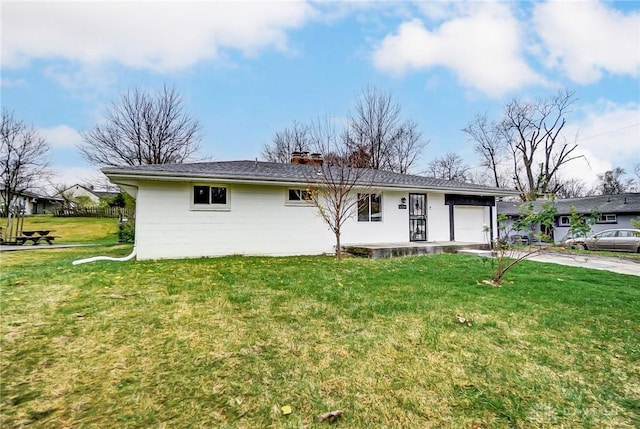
[1,247,638,428]
[4,215,119,245]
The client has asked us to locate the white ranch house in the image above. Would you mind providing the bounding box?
[103,160,515,260]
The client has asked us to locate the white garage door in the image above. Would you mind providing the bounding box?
[454,206,489,243]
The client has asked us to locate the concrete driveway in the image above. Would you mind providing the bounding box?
[520,251,640,276]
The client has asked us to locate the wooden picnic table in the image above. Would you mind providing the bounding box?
[21,230,51,236]
[16,230,58,245]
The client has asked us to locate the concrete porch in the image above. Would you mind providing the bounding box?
[342,241,490,258]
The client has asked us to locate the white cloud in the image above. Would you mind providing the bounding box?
[415,0,466,22]
[2,1,315,72]
[0,77,28,88]
[533,0,640,83]
[39,125,83,149]
[559,101,640,186]
[372,3,543,97]
[47,166,104,191]
[414,1,451,21]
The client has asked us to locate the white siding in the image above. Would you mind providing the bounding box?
[454,206,490,243]
[65,185,100,204]
[426,193,450,241]
[4,194,36,215]
[135,181,336,260]
[342,190,408,243]
[131,180,493,259]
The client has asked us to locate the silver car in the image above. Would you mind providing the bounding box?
[565,228,640,253]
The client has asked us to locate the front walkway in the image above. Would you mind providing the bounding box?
[0,243,97,252]
[342,241,490,258]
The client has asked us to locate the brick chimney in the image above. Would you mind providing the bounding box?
[307,153,323,166]
[291,152,323,165]
[291,151,312,164]
[291,151,304,164]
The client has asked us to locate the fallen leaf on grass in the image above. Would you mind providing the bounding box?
[456,315,473,327]
[317,410,344,423]
[106,294,125,299]
[281,405,292,415]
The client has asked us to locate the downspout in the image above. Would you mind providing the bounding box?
[489,205,494,249]
[72,247,137,265]
[72,181,139,266]
[449,204,455,241]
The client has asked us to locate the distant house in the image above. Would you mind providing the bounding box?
[103,159,516,260]
[0,187,63,215]
[54,184,120,206]
[497,193,640,243]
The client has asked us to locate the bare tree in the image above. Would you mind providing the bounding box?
[594,167,631,195]
[425,153,470,182]
[502,89,580,201]
[82,174,121,193]
[631,163,640,192]
[265,87,426,173]
[80,85,201,167]
[262,120,311,163]
[552,177,588,199]
[462,113,508,188]
[0,109,51,216]
[388,120,426,174]
[49,182,78,210]
[347,86,426,173]
[304,117,375,261]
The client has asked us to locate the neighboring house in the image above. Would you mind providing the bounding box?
[497,193,640,243]
[55,184,103,205]
[103,160,516,260]
[55,184,118,204]
[0,187,63,215]
[31,194,64,214]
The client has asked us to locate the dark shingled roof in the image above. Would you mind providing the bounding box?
[103,160,515,195]
[497,193,640,216]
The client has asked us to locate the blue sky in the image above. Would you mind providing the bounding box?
[2,0,639,191]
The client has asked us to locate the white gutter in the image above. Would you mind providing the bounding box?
[104,172,518,197]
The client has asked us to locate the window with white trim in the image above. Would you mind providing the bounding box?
[287,189,313,205]
[358,193,382,222]
[192,185,230,210]
[558,216,570,226]
[596,213,617,224]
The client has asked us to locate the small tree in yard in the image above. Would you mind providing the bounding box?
[304,117,376,261]
[486,201,557,285]
[566,205,598,240]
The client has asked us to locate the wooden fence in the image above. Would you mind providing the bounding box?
[53,207,133,218]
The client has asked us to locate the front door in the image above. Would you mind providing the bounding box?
[409,194,427,241]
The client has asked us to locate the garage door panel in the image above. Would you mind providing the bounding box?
[454,206,488,243]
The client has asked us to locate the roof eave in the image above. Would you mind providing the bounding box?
[104,170,514,196]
